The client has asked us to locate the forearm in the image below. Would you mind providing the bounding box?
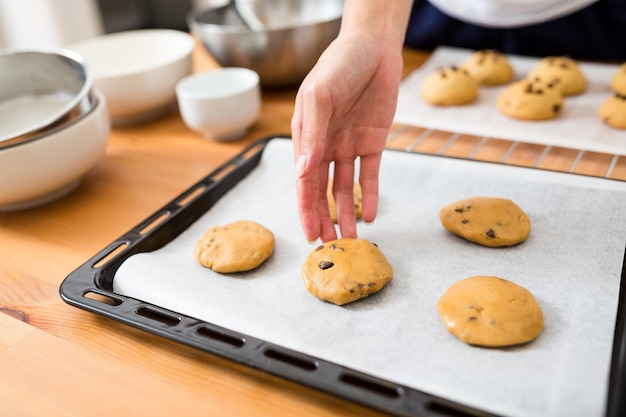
[340,0,414,49]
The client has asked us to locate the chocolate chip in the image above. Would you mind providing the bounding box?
[371,242,379,247]
[329,244,336,250]
[315,245,324,251]
[454,205,471,213]
[486,229,496,238]
[467,316,478,321]
[319,261,334,270]
[461,219,469,224]
[553,104,561,113]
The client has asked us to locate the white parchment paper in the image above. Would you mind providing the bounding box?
[395,47,626,155]
[115,138,626,417]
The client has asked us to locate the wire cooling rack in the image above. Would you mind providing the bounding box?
[386,124,626,181]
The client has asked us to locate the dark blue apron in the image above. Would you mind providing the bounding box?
[404,0,626,61]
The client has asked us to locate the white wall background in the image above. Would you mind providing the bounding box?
[0,0,103,49]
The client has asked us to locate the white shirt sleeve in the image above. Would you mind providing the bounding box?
[426,0,599,28]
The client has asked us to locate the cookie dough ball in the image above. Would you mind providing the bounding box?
[301,238,393,306]
[497,78,563,121]
[599,93,626,130]
[610,63,626,95]
[194,220,274,273]
[420,66,480,106]
[527,56,587,96]
[439,197,531,247]
[327,179,362,223]
[437,276,544,347]
[460,49,514,86]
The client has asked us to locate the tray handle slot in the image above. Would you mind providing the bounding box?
[138,211,171,235]
[210,162,238,183]
[196,325,246,348]
[338,372,402,399]
[136,306,181,327]
[92,242,130,269]
[263,347,319,372]
[175,186,207,208]
[239,140,270,161]
[424,400,494,417]
[83,290,124,307]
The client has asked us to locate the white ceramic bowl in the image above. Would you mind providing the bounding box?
[176,68,261,140]
[67,29,194,126]
[0,89,110,211]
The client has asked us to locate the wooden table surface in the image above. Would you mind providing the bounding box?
[1,43,625,417]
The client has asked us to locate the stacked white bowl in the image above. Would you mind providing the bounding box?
[67,29,195,126]
[0,48,110,211]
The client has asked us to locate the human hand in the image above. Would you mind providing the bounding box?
[291,28,405,242]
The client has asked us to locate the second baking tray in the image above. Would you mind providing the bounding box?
[60,136,626,417]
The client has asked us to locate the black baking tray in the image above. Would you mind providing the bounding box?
[60,136,626,417]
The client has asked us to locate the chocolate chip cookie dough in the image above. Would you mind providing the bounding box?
[460,49,514,86]
[439,197,531,247]
[611,63,626,95]
[437,276,544,347]
[327,179,362,223]
[496,78,563,121]
[301,238,393,305]
[527,56,587,96]
[420,66,480,106]
[194,220,275,273]
[599,93,626,129]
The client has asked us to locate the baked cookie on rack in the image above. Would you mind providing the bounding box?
[439,196,531,247]
[598,93,626,129]
[610,63,626,95]
[327,179,362,223]
[527,56,587,96]
[460,49,514,86]
[194,220,275,273]
[420,65,480,106]
[301,238,392,305]
[437,275,544,347]
[496,78,563,121]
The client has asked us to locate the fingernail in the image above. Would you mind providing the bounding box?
[294,155,307,178]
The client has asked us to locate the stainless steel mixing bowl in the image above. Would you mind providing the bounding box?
[0,48,95,148]
[188,0,343,87]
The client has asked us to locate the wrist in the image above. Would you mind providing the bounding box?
[339,0,414,48]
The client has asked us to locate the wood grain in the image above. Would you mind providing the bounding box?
[0,42,623,417]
